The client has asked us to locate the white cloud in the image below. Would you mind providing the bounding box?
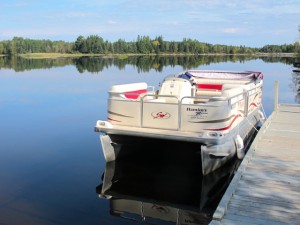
[1,0,300,46]
[222,28,241,34]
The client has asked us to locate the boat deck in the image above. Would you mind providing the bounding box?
[210,104,300,225]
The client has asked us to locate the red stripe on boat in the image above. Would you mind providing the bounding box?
[197,84,223,91]
[124,89,147,99]
[204,114,242,131]
[249,102,257,107]
[108,117,122,122]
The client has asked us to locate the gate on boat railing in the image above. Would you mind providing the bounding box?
[141,95,180,130]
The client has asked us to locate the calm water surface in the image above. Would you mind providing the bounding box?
[0,57,298,225]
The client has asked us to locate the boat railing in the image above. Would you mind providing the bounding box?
[141,90,249,107]
[139,85,261,130]
[108,83,261,131]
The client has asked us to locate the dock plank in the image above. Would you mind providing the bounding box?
[210,104,300,225]
[226,207,299,224]
[221,217,288,225]
[241,170,300,187]
[230,195,300,211]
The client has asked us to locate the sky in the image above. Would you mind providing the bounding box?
[1,0,300,47]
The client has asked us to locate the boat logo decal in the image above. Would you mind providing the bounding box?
[151,111,171,119]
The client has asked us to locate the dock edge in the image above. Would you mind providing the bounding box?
[209,107,278,224]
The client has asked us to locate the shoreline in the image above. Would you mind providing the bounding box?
[10,52,299,59]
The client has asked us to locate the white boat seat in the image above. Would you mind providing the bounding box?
[109,82,148,100]
[158,77,193,104]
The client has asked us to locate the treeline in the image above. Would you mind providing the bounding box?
[1,35,300,56]
[73,35,258,54]
[260,43,300,53]
[0,37,73,55]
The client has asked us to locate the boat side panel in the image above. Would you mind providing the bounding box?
[180,104,232,132]
[108,100,141,126]
[247,85,263,114]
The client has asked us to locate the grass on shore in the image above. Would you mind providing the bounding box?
[19,53,131,59]
[19,53,93,59]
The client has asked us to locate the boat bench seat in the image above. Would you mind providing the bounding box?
[109,82,148,100]
[194,83,245,104]
[195,83,223,97]
[195,82,253,97]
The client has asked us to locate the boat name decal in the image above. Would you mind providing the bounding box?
[186,107,207,112]
[187,107,208,119]
[151,111,171,119]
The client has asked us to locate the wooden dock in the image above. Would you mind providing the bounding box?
[210,103,300,225]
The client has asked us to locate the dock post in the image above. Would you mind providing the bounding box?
[274,80,279,111]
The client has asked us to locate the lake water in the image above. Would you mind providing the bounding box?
[0,56,299,225]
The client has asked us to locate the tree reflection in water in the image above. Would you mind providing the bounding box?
[291,71,300,103]
[0,55,297,73]
[1,55,299,103]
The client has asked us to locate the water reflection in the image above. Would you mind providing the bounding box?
[0,55,296,73]
[291,71,300,103]
[1,55,297,224]
[0,56,74,72]
[96,140,241,225]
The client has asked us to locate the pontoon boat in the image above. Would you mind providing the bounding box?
[95,70,265,175]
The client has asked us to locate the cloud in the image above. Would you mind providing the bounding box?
[222,28,241,34]
[1,0,299,46]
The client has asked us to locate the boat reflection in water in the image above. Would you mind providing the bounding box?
[96,140,241,225]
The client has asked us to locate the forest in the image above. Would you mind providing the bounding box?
[0,35,300,55]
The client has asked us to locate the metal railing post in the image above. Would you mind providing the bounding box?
[244,91,249,117]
